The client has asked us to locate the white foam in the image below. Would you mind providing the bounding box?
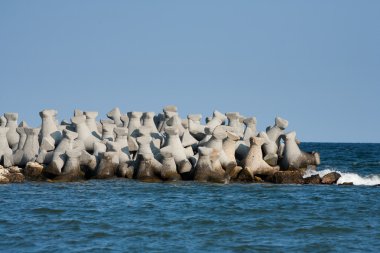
[336,173,380,186]
[303,168,335,178]
[303,168,380,186]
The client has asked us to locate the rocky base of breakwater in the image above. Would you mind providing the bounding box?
[0,163,349,185]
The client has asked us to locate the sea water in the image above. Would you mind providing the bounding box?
[0,143,379,252]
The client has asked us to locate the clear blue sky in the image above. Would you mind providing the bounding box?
[0,1,379,142]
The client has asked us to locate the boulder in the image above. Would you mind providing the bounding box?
[0,167,10,182]
[304,174,322,184]
[340,182,354,186]
[23,162,45,180]
[321,172,341,184]
[0,175,9,184]
[272,171,304,184]
[7,172,25,183]
[8,166,22,173]
[0,166,25,183]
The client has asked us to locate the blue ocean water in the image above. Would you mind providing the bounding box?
[0,143,379,252]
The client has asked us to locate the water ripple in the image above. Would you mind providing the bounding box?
[0,143,379,252]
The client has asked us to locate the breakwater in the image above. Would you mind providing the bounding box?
[1,106,323,184]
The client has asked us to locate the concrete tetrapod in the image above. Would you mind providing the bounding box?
[13,126,27,167]
[4,113,19,151]
[54,149,85,181]
[102,122,116,141]
[84,111,102,138]
[226,112,244,137]
[120,115,129,129]
[160,125,192,174]
[158,106,181,134]
[13,128,40,167]
[133,136,162,181]
[133,153,162,182]
[206,110,227,131]
[47,129,81,176]
[107,107,123,127]
[142,112,160,135]
[142,112,162,149]
[236,117,257,160]
[194,147,225,183]
[236,116,288,163]
[240,137,280,181]
[222,131,242,180]
[160,151,181,181]
[105,141,129,164]
[16,121,29,150]
[202,126,237,172]
[279,131,320,170]
[0,127,14,167]
[127,112,143,153]
[243,117,257,141]
[71,115,100,152]
[114,127,131,160]
[266,116,288,148]
[187,114,206,141]
[0,116,6,127]
[258,131,279,166]
[39,109,62,148]
[15,127,27,151]
[181,128,198,157]
[94,150,119,179]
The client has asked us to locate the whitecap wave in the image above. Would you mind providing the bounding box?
[303,169,380,186]
[336,173,380,186]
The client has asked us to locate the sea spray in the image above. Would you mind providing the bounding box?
[337,173,380,186]
[303,168,380,186]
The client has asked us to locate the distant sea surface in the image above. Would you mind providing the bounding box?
[1,143,379,252]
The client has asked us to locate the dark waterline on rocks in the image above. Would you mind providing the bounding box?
[1,143,380,252]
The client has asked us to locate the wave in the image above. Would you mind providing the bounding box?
[303,169,380,186]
